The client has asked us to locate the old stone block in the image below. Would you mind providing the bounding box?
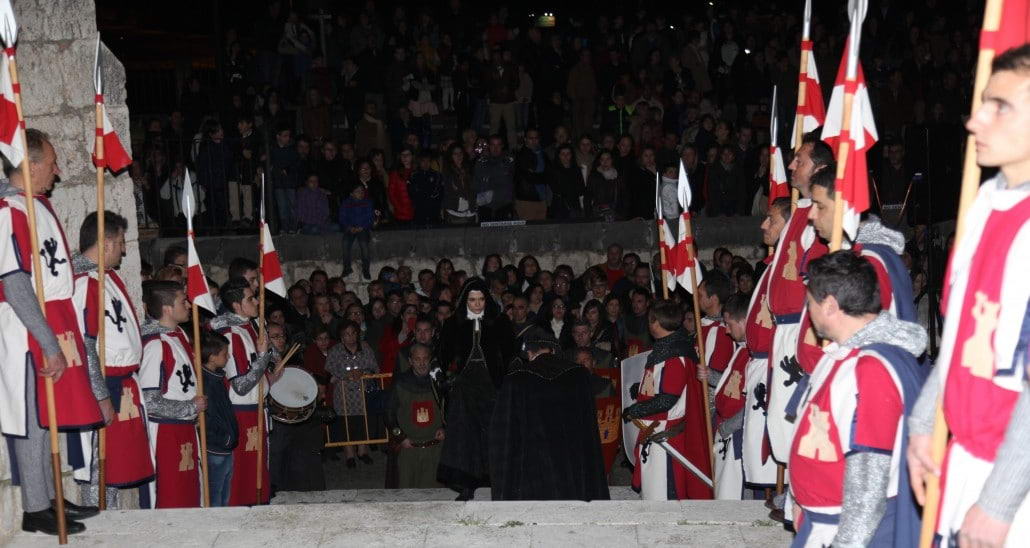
[16,0,97,43]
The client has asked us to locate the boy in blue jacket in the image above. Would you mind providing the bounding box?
[201,331,238,506]
[339,184,375,280]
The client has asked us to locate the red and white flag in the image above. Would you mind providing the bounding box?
[259,173,286,298]
[979,0,1029,54]
[821,0,877,241]
[92,36,131,173]
[791,0,826,148]
[655,171,678,292]
[669,162,703,292]
[0,48,22,168]
[768,86,790,209]
[180,170,216,314]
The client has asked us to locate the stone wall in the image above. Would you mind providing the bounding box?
[0,0,138,540]
[142,217,766,295]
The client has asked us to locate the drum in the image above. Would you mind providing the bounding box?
[268,367,318,424]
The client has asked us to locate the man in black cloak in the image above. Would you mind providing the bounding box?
[436,278,516,500]
[488,328,610,501]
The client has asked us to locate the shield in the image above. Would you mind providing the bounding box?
[593,367,622,474]
[621,350,652,462]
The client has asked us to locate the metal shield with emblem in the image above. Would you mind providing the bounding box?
[621,349,651,462]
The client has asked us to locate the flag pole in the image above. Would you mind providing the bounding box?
[684,214,716,487]
[918,0,1004,545]
[8,47,68,544]
[191,299,211,507]
[256,172,267,504]
[791,41,811,213]
[93,95,109,511]
[828,52,857,254]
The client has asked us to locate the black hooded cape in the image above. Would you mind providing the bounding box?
[488,353,611,501]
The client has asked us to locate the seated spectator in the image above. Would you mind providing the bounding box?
[585,151,622,221]
[388,148,416,225]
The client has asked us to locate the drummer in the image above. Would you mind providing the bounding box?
[200,331,238,506]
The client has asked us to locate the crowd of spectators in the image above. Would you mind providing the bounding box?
[131,0,979,239]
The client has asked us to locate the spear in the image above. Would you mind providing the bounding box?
[256,171,267,504]
[91,35,110,511]
[181,172,211,507]
[0,4,67,542]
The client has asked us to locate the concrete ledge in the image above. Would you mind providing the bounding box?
[5,499,789,547]
[141,217,765,291]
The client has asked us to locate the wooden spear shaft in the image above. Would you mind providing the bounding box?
[656,219,669,299]
[9,50,67,544]
[256,221,266,503]
[684,216,716,489]
[190,301,211,507]
[93,100,109,510]
[791,43,810,214]
[918,1,1004,545]
[829,89,856,253]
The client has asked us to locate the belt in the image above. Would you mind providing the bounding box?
[774,313,803,325]
[409,439,441,448]
[750,351,769,359]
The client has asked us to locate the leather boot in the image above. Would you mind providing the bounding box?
[53,498,99,520]
[22,509,86,535]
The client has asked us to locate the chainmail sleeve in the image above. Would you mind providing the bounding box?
[834,451,892,548]
[623,393,680,420]
[83,335,110,401]
[229,349,277,396]
[142,390,198,421]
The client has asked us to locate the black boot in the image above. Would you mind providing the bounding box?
[22,509,86,535]
[54,498,99,520]
[454,487,475,501]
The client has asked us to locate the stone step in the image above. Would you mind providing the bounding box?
[270,486,643,504]
[4,500,790,547]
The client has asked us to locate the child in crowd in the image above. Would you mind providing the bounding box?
[296,174,337,234]
[201,331,238,507]
[339,184,375,280]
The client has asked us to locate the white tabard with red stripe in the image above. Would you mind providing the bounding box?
[934,177,1030,543]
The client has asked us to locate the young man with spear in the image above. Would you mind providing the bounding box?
[71,211,153,507]
[907,42,1030,547]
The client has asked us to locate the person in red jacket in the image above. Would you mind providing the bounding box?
[388,148,415,224]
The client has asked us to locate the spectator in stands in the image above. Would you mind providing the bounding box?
[547,144,584,219]
[474,135,515,221]
[409,151,444,226]
[339,184,374,280]
[269,125,300,233]
[196,120,236,229]
[441,143,476,224]
[513,129,548,221]
[296,174,336,235]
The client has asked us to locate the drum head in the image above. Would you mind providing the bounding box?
[269,367,318,408]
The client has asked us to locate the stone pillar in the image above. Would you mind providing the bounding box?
[0,0,140,538]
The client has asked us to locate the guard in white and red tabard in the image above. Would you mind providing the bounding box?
[210,277,279,506]
[139,281,207,509]
[742,198,792,491]
[623,299,713,500]
[789,252,926,548]
[71,211,154,507]
[0,130,104,535]
[696,273,735,384]
[765,132,829,464]
[709,294,750,500]
[907,46,1030,548]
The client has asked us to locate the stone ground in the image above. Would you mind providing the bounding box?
[5,499,790,547]
[318,445,634,492]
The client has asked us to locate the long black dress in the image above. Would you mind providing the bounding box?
[489,353,610,501]
[436,279,516,494]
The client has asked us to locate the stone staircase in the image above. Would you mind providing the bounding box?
[4,493,791,547]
